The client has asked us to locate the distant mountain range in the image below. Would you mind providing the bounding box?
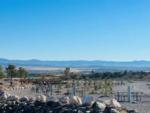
[1,58,150,68]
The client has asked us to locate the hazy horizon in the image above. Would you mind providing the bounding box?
[1,57,150,62]
[2,58,150,62]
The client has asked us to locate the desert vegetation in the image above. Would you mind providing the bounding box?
[66,70,150,80]
[0,65,150,113]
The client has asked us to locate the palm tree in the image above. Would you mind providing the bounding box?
[6,64,17,86]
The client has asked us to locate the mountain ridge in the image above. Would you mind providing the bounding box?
[1,58,150,68]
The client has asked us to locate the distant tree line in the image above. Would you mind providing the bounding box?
[66,70,150,80]
[0,64,28,79]
[2,65,150,81]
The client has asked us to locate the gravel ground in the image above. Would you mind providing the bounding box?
[113,81,150,95]
[114,81,150,113]
[122,102,150,113]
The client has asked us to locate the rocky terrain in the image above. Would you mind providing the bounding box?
[0,80,149,113]
[0,90,136,113]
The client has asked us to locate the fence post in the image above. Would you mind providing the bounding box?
[128,86,132,103]
[50,84,53,95]
[72,81,76,96]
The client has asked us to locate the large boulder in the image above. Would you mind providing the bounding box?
[36,95,41,101]
[104,107,121,113]
[29,96,36,102]
[111,109,120,113]
[46,101,62,110]
[104,99,121,108]
[19,96,29,102]
[92,101,106,111]
[36,95,47,102]
[60,96,70,104]
[82,96,95,106]
[69,96,82,105]
[0,91,9,100]
[7,95,19,101]
[47,96,58,102]
[119,109,128,113]
[40,95,47,102]
[111,99,122,108]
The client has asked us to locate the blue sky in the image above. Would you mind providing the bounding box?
[0,0,150,61]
